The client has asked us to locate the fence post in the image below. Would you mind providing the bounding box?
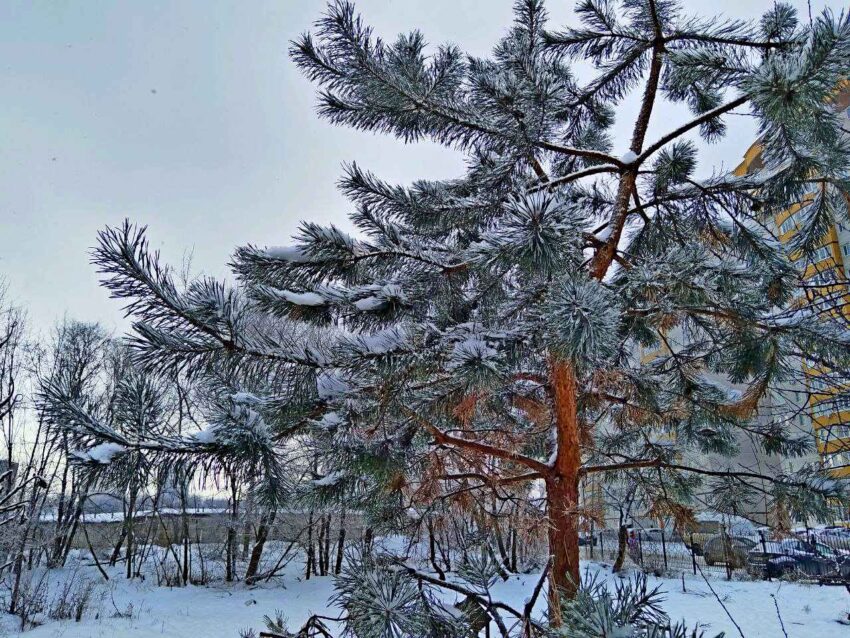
[638,531,644,567]
[759,530,769,581]
[721,524,732,580]
[660,528,668,572]
[599,528,605,561]
[690,532,697,575]
[589,521,594,560]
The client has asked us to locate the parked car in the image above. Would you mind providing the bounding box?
[597,528,622,546]
[684,513,765,556]
[578,532,598,547]
[795,526,850,551]
[747,538,850,581]
[702,535,756,568]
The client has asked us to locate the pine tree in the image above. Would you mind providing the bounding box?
[280,0,850,611]
[41,0,850,627]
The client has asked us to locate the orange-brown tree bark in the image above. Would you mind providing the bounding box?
[546,357,582,619]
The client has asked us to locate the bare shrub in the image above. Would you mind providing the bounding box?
[12,571,49,630]
[49,571,101,622]
[154,558,183,587]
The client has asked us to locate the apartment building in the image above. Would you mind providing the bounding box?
[587,94,850,529]
[733,89,850,480]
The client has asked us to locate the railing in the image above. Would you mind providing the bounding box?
[581,522,850,584]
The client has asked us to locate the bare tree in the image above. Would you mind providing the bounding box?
[0,284,25,491]
[40,320,110,567]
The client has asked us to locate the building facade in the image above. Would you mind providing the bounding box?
[733,88,850,480]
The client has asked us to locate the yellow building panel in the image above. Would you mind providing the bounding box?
[820,438,850,455]
[733,142,763,176]
[775,196,818,241]
[829,466,850,478]
[811,410,850,428]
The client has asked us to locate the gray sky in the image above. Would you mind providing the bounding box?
[0,0,836,336]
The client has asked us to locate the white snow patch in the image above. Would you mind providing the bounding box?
[317,370,349,399]
[352,283,405,309]
[86,442,126,464]
[354,296,386,311]
[69,448,91,462]
[191,426,218,444]
[620,150,638,164]
[315,412,343,430]
[349,326,409,355]
[240,407,268,433]
[265,246,309,262]
[231,391,261,404]
[313,471,345,487]
[447,338,498,369]
[281,290,327,306]
[699,374,744,402]
[5,554,850,637]
[361,331,403,353]
[760,306,807,327]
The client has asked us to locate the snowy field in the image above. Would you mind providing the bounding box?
[1,555,848,637]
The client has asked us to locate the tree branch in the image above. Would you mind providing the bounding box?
[637,95,748,164]
[404,408,552,476]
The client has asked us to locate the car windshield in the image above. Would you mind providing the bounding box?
[814,542,838,557]
[823,529,850,537]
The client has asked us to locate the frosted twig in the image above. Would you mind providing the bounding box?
[695,561,746,638]
[771,592,789,638]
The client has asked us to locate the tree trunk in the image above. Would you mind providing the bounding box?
[612,524,629,573]
[313,515,322,577]
[226,482,238,582]
[110,526,128,566]
[363,526,373,556]
[322,514,332,575]
[546,477,580,612]
[125,490,137,579]
[60,497,86,567]
[52,456,69,565]
[241,498,252,561]
[427,517,446,580]
[437,532,451,573]
[180,485,190,586]
[305,509,314,580]
[509,524,517,573]
[245,511,275,584]
[547,358,582,622]
[8,552,24,615]
[493,514,511,573]
[334,508,346,575]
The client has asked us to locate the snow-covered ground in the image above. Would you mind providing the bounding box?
[1,557,848,637]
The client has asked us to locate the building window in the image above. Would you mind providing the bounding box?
[812,395,850,418]
[810,245,833,263]
[817,424,850,443]
[808,269,839,286]
[780,215,799,235]
[824,451,850,469]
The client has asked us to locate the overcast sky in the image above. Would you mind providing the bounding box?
[0,0,837,336]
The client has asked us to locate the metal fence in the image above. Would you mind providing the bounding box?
[580,522,850,585]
